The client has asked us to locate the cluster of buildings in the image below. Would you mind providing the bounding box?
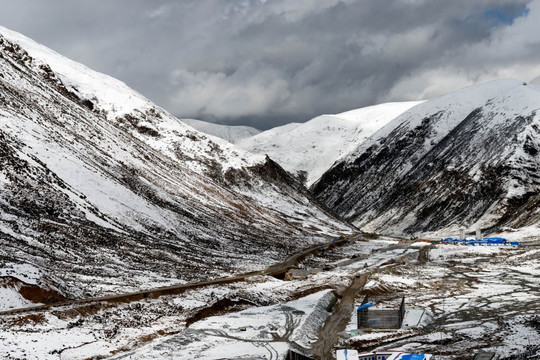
[337,350,431,360]
[441,237,518,247]
[441,229,518,247]
[336,296,431,360]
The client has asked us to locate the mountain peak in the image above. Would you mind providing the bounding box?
[238,101,422,186]
[0,26,352,302]
[313,79,540,237]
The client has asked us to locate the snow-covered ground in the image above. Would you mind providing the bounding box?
[113,290,335,359]
[340,244,540,359]
[0,239,538,359]
[0,238,397,359]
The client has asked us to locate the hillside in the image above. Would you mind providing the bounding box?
[313,79,540,238]
[0,26,352,304]
[237,102,422,186]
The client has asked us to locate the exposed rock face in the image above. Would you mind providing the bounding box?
[313,79,540,235]
[0,28,351,300]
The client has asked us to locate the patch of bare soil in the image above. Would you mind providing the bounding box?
[1,276,66,304]
[52,302,114,320]
[13,313,47,327]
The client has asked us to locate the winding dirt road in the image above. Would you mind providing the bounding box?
[311,273,368,360]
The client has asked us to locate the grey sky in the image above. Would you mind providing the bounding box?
[1,0,539,129]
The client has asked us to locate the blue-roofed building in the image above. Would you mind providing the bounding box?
[441,236,517,247]
[352,351,432,360]
[399,354,430,360]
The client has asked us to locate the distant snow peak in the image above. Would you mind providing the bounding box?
[181,118,261,144]
[237,101,422,186]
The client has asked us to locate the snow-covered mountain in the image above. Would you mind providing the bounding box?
[237,102,422,186]
[313,79,540,237]
[0,26,352,302]
[181,118,261,144]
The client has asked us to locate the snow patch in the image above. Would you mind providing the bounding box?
[0,263,43,285]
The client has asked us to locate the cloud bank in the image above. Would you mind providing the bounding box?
[0,0,539,129]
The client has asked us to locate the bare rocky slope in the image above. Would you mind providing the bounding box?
[312,79,540,237]
[0,27,352,302]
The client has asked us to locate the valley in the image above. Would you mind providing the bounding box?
[1,24,539,360]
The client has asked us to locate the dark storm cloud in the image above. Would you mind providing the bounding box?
[0,0,538,129]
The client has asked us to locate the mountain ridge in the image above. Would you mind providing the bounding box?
[0,27,352,301]
[313,78,540,238]
[237,101,422,186]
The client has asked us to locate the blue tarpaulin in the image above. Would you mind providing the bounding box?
[356,302,374,311]
[399,354,426,360]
